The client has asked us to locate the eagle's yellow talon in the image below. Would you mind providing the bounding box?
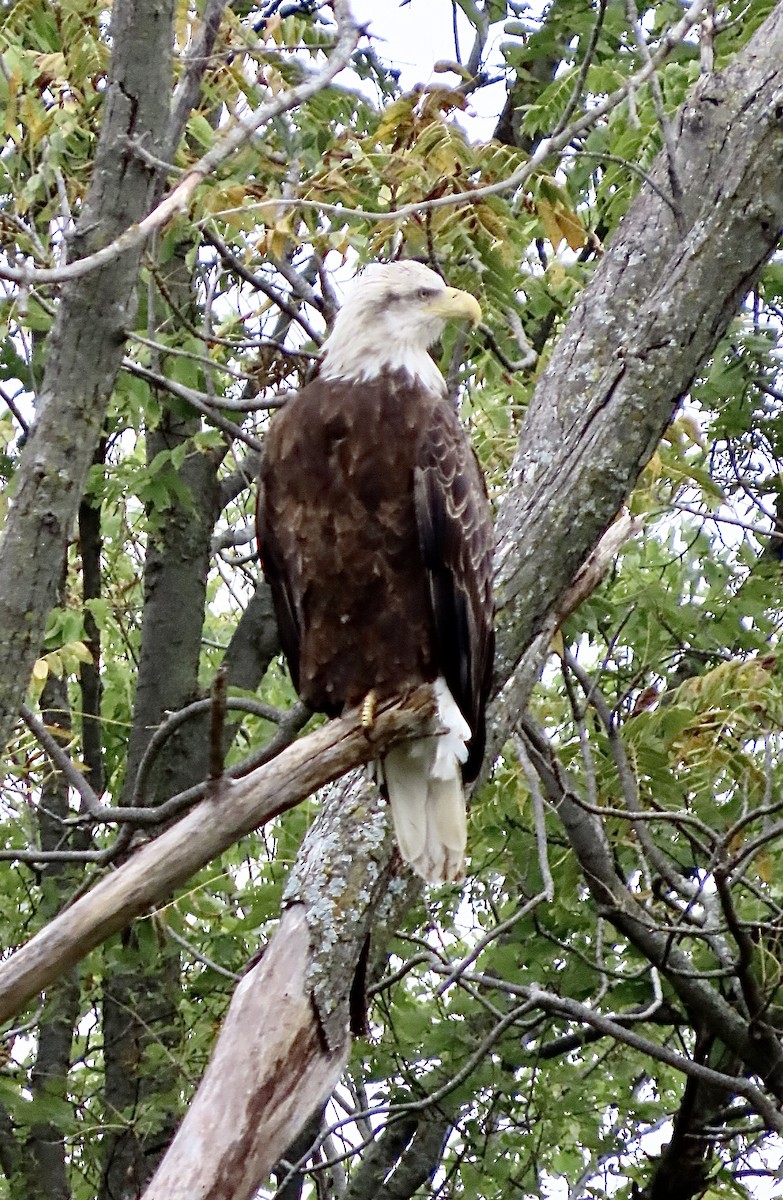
[361,689,378,732]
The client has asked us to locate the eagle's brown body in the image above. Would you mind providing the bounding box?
[258,370,493,781]
[256,261,494,880]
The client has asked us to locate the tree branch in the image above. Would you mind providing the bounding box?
[0,685,437,1026]
[0,2,362,288]
[491,2,783,716]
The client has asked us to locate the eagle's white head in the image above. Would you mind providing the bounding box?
[319,261,481,392]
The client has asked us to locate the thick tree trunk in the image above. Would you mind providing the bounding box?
[0,0,174,752]
[493,4,783,708]
[640,1049,740,1200]
[21,675,81,1200]
[78,441,106,795]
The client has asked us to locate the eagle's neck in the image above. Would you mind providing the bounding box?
[319,306,447,394]
[320,341,445,393]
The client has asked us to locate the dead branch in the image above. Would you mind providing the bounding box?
[0,685,436,1025]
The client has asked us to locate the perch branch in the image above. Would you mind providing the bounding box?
[0,685,436,1025]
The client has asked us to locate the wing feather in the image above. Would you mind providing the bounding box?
[414,406,494,782]
[256,455,303,692]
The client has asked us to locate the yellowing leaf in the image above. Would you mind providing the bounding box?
[175,0,190,49]
[62,640,95,665]
[536,197,587,251]
[32,659,49,682]
[44,651,63,678]
[643,450,663,482]
[269,213,294,258]
[755,851,772,884]
[3,72,19,138]
[264,13,283,43]
[20,94,51,142]
[474,203,510,242]
[374,95,417,145]
[556,203,587,251]
[34,52,67,85]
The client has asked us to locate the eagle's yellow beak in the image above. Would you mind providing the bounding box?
[429,287,482,327]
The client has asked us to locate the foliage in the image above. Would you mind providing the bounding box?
[0,1,782,1199]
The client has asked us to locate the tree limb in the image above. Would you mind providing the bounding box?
[0,686,437,1025]
[491,0,783,725]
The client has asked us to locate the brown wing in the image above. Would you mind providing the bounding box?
[414,404,494,782]
[256,441,303,695]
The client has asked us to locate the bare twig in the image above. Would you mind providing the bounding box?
[168,0,228,152]
[625,0,685,231]
[204,228,323,345]
[122,358,266,449]
[131,695,288,807]
[553,0,608,137]
[0,0,709,288]
[428,967,783,1134]
[164,920,242,982]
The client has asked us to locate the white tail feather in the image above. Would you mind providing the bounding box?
[382,679,470,883]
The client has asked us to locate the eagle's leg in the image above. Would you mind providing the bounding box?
[360,689,378,733]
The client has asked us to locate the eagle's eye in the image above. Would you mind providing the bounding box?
[417,286,438,300]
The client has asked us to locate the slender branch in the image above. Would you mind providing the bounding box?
[562,650,694,891]
[19,704,103,819]
[163,921,242,982]
[430,967,783,1134]
[552,0,608,136]
[128,331,259,386]
[667,501,777,541]
[515,733,555,900]
[0,685,437,1025]
[123,358,266,449]
[131,695,289,807]
[168,0,228,153]
[625,0,685,232]
[0,1,363,286]
[204,227,323,345]
[0,384,30,434]
[435,887,551,998]
[570,147,678,212]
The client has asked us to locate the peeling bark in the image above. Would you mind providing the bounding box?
[142,906,347,1200]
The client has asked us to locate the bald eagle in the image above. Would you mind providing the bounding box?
[257,261,494,882]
